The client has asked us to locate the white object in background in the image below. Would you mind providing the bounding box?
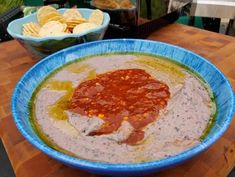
[191,0,235,19]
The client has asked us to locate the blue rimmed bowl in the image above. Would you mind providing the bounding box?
[11,39,235,176]
[7,8,110,59]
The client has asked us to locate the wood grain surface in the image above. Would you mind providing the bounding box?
[0,24,235,177]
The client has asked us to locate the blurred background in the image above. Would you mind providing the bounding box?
[0,0,234,42]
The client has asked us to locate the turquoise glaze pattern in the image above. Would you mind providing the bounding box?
[11,39,235,176]
[7,8,110,59]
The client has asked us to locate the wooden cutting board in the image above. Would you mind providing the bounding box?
[0,24,235,177]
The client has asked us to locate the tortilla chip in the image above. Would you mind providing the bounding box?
[39,11,63,26]
[39,21,67,37]
[63,9,83,20]
[92,0,120,9]
[119,0,134,8]
[88,9,103,25]
[37,6,58,25]
[47,15,66,24]
[66,18,87,30]
[22,22,40,37]
[73,22,98,34]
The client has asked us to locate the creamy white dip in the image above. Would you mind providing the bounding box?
[32,54,216,163]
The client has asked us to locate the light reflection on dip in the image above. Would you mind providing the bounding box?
[30,54,216,163]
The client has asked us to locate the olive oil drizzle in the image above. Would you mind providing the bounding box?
[84,69,96,81]
[133,55,185,80]
[65,64,89,74]
[46,81,74,120]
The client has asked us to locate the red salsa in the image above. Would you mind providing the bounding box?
[69,69,170,145]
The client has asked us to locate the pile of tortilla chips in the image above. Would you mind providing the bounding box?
[92,0,134,9]
[22,6,104,37]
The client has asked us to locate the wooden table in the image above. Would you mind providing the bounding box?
[0,24,235,177]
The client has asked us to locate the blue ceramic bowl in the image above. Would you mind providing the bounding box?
[7,8,110,59]
[12,39,235,176]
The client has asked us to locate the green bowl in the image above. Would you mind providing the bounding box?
[7,8,110,59]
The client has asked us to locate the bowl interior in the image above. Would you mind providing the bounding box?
[12,39,235,175]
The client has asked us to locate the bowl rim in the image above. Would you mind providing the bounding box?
[11,39,235,172]
[7,8,110,42]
